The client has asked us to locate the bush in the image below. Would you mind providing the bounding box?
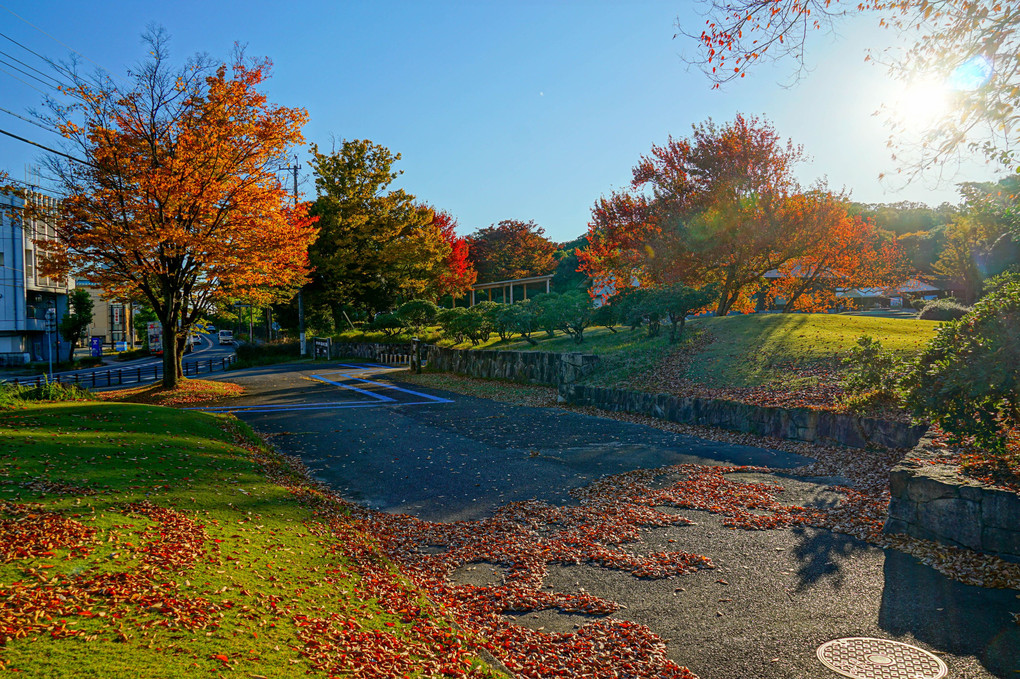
[839,335,907,411]
[235,341,300,362]
[436,307,468,343]
[396,300,439,333]
[368,312,403,336]
[528,292,561,338]
[551,292,595,344]
[917,298,971,321]
[487,303,518,341]
[0,379,92,409]
[902,280,1020,453]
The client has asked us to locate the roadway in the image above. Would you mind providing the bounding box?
[202,361,1019,679]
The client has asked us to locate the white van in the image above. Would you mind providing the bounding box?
[218,330,234,345]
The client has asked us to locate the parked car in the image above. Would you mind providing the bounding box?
[218,330,234,345]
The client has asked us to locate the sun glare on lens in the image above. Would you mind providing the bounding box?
[893,77,950,128]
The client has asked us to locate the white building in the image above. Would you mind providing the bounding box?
[0,190,75,366]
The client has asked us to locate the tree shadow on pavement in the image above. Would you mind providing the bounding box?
[789,525,872,592]
[879,548,1020,678]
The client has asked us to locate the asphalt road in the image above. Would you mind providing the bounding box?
[216,362,1020,679]
[2,333,235,389]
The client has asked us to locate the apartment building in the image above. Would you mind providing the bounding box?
[0,190,74,366]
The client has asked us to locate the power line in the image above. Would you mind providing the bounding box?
[0,105,61,136]
[0,6,111,75]
[0,126,90,166]
[0,53,64,91]
[0,46,69,89]
[0,63,48,95]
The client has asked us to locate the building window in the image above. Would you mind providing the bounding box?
[24,249,33,281]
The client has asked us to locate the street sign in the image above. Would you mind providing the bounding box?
[44,308,57,332]
[313,338,330,359]
[89,336,103,358]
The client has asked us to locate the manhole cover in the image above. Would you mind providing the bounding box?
[816,638,948,679]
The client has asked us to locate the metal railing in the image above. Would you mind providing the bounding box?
[10,354,238,389]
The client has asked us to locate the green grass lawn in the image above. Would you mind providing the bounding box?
[0,401,502,677]
[335,313,940,393]
[681,313,940,388]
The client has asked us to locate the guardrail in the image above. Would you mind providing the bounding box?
[9,354,238,389]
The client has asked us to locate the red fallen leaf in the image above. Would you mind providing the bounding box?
[211,653,229,663]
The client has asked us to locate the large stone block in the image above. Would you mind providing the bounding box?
[905,475,960,504]
[887,497,918,525]
[982,489,1020,530]
[981,526,1020,561]
[917,498,982,550]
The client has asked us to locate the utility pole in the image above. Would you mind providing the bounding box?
[281,157,306,356]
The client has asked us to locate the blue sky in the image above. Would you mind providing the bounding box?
[0,0,1003,242]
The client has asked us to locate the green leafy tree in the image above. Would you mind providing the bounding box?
[591,303,618,334]
[551,292,595,344]
[437,307,469,343]
[369,312,402,337]
[639,284,716,343]
[308,140,450,316]
[511,301,542,345]
[488,304,518,342]
[59,288,94,361]
[528,292,561,338]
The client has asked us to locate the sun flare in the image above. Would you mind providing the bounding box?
[892,77,950,128]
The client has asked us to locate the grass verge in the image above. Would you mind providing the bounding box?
[0,400,505,677]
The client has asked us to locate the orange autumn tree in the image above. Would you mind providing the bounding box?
[37,31,316,387]
[580,114,812,315]
[766,192,906,311]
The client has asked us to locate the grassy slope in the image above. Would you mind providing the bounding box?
[0,401,501,677]
[682,314,940,388]
[337,313,939,391]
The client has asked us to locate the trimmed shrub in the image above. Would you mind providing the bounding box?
[396,300,439,333]
[368,312,403,336]
[918,298,971,321]
[436,308,468,343]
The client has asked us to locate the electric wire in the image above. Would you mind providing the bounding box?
[0,7,111,75]
[0,126,90,166]
[0,105,61,136]
[0,46,70,89]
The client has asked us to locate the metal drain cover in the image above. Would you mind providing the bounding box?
[816,637,948,679]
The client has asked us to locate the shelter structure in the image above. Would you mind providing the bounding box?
[470,274,554,306]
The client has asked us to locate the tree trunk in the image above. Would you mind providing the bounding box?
[161,324,180,389]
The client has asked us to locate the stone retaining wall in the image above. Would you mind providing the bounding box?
[557,383,928,450]
[424,345,600,386]
[332,342,413,361]
[885,438,1020,562]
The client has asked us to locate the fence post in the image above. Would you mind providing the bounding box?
[36,376,41,388]
[117,369,122,386]
[75,373,80,385]
[137,367,141,383]
[91,371,96,388]
[154,365,158,380]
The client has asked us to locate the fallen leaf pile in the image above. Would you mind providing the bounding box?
[98,379,244,407]
[0,500,223,662]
